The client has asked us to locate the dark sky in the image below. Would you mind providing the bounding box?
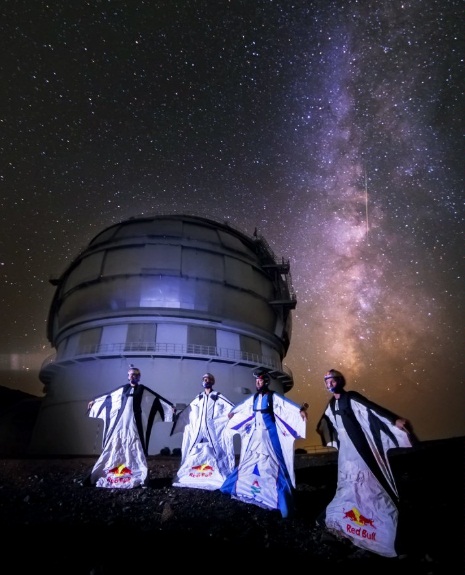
[1,1,463,445]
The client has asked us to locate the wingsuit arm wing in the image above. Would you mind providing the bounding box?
[170,404,192,436]
[141,386,175,423]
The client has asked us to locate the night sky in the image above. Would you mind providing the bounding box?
[1,1,463,446]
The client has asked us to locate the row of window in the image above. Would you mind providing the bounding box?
[59,323,279,371]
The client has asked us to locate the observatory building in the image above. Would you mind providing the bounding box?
[29,215,297,455]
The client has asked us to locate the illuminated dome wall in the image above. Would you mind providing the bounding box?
[29,215,297,455]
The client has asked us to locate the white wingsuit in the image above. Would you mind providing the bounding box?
[171,379,236,491]
[88,375,174,489]
[317,384,415,557]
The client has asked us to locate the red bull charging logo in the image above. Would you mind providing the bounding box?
[189,463,214,479]
[343,507,377,540]
[105,463,133,486]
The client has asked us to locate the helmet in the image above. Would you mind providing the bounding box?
[253,368,270,384]
[324,369,344,380]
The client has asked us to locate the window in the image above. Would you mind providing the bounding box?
[77,328,102,355]
[125,324,157,351]
[239,335,261,363]
[187,326,217,355]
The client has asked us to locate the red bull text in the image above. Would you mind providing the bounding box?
[343,507,377,541]
[188,463,214,479]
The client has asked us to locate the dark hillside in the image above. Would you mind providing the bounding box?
[0,436,463,574]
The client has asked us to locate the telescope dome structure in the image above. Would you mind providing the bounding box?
[29,215,297,455]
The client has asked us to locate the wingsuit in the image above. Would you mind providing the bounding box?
[87,366,174,489]
[220,368,307,518]
[171,372,236,490]
[316,369,417,557]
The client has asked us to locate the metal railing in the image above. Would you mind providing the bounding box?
[40,342,282,373]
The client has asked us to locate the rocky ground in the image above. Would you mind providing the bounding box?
[1,437,463,575]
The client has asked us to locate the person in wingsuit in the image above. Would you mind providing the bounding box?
[86,365,175,489]
[220,367,308,518]
[171,372,236,490]
[316,368,417,557]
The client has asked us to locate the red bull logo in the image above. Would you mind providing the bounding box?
[109,464,132,476]
[343,507,377,541]
[105,463,133,486]
[188,463,214,479]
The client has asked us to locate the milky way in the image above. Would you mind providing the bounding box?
[1,1,463,445]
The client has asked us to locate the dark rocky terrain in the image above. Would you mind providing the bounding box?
[1,436,463,574]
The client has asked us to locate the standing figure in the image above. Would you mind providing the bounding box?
[86,365,175,489]
[316,368,416,557]
[220,367,308,518]
[171,372,236,490]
